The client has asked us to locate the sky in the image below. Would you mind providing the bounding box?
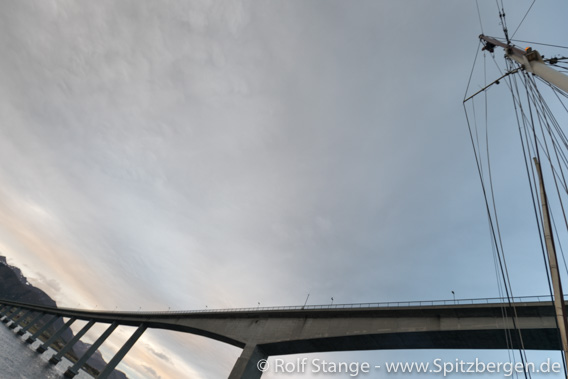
[1,0,568,378]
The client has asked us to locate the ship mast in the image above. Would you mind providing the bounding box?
[479,35,568,93]
[479,34,568,367]
[533,158,568,365]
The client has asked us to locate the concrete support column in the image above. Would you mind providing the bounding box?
[1,307,16,323]
[1,306,16,322]
[37,317,77,354]
[97,324,147,379]
[8,307,21,318]
[12,309,32,332]
[49,320,95,365]
[228,344,268,379]
[18,312,44,336]
[7,308,22,328]
[26,314,59,344]
[64,322,118,378]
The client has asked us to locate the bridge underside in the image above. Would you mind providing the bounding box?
[216,303,562,378]
[258,328,562,356]
[228,327,562,378]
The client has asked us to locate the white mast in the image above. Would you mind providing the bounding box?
[479,35,568,94]
[479,34,568,366]
[533,158,568,365]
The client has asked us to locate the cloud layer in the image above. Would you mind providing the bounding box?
[1,0,568,377]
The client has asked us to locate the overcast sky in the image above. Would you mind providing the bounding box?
[1,1,568,378]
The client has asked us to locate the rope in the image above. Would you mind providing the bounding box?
[511,0,536,39]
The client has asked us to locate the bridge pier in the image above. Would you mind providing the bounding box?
[0,305,9,320]
[228,344,268,379]
[18,312,44,336]
[37,317,76,353]
[64,322,118,378]
[0,307,10,322]
[26,314,58,344]
[2,307,16,323]
[7,308,23,328]
[97,324,147,379]
[11,310,33,332]
[49,320,95,365]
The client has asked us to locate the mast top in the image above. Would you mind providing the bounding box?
[479,34,527,59]
[479,34,568,93]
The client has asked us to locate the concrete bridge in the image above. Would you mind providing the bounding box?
[0,296,563,378]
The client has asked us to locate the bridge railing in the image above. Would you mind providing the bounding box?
[0,295,559,317]
[91,295,557,315]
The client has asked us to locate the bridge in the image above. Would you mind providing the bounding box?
[0,296,563,378]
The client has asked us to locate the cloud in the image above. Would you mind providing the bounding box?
[141,365,161,379]
[29,272,61,294]
[146,345,173,364]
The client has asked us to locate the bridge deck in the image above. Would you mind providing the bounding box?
[0,297,563,379]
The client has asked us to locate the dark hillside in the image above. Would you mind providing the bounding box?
[0,256,128,379]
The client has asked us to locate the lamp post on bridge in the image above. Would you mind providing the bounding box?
[302,293,310,309]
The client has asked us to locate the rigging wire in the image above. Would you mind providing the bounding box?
[537,77,568,104]
[483,57,523,373]
[475,0,485,34]
[464,18,533,373]
[508,67,565,377]
[464,41,482,101]
[464,82,532,379]
[511,39,568,50]
[511,0,536,40]
[463,107,532,379]
[507,62,568,376]
[524,72,568,294]
[463,47,568,379]
[550,211,568,277]
[467,3,568,373]
[495,0,511,44]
